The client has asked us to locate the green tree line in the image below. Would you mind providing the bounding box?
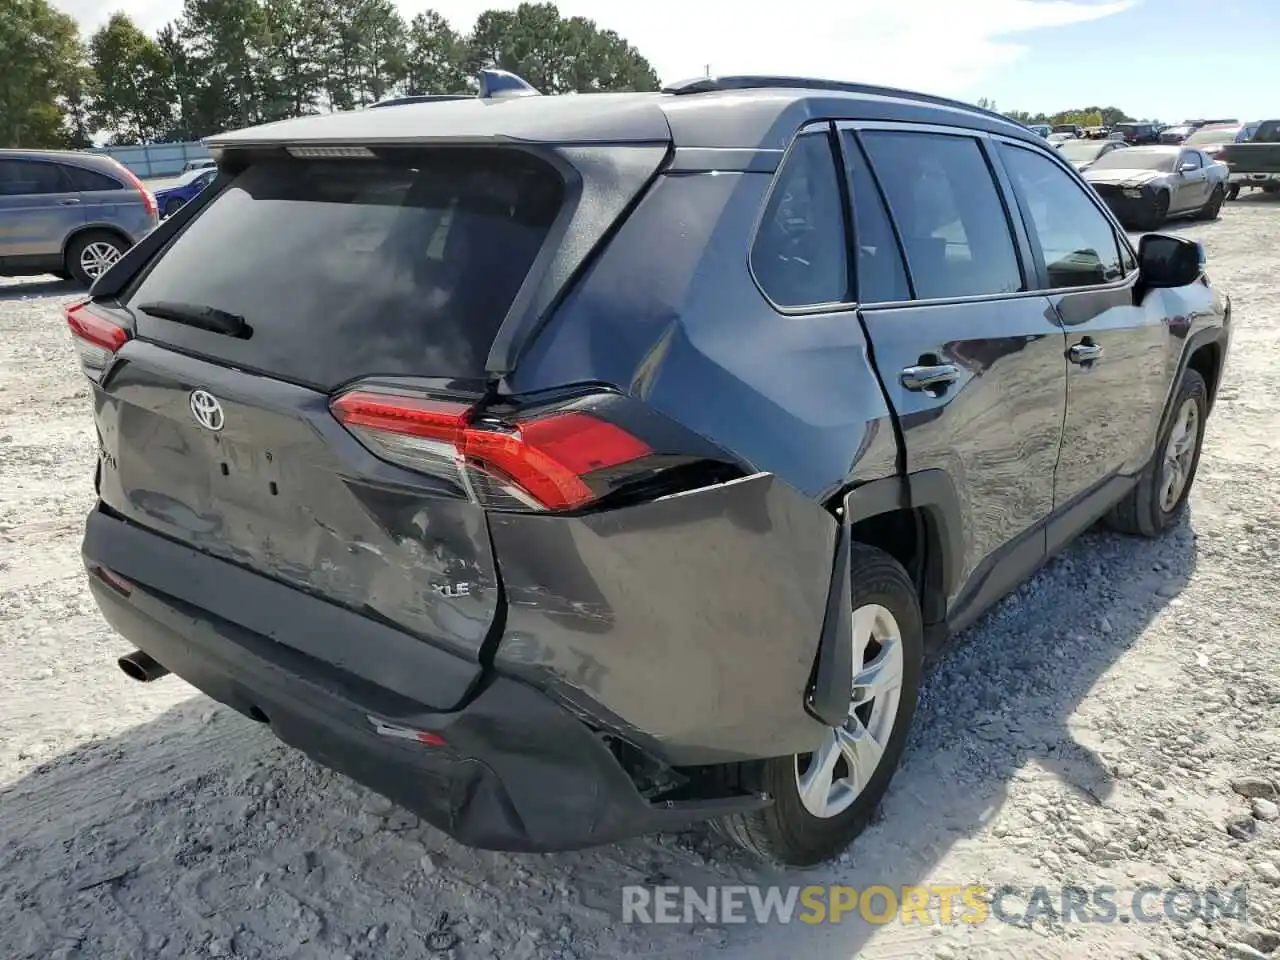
[977,99,1160,128]
[1,0,660,148]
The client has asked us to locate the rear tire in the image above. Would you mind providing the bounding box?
[1227,184,1240,201]
[712,544,923,866]
[1264,184,1280,195]
[1197,185,1225,220]
[1105,368,1207,538]
[66,230,128,286]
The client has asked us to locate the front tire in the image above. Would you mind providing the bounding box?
[713,544,923,866]
[1227,184,1240,201]
[1106,369,1208,538]
[163,197,186,218]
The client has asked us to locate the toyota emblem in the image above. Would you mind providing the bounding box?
[189,389,225,432]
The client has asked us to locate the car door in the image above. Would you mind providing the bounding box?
[61,162,130,227]
[1172,150,1209,211]
[839,124,1069,629]
[996,139,1171,551]
[0,159,85,263]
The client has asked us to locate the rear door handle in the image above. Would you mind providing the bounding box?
[57,198,81,206]
[901,364,959,392]
[1069,342,1103,364]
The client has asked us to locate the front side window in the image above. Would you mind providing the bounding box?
[750,131,850,308]
[1180,152,1203,170]
[861,131,1023,300]
[1000,144,1123,289]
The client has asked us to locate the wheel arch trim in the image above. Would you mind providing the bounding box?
[61,223,133,262]
[1155,323,1229,447]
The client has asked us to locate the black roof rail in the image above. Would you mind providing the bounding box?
[661,75,1015,127]
[368,94,471,109]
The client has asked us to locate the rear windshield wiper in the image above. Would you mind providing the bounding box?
[137,301,252,339]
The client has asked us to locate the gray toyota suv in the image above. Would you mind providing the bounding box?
[0,149,158,285]
[71,72,1230,866]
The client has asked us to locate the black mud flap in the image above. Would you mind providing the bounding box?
[806,489,854,727]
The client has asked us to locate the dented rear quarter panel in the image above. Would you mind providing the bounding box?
[499,168,903,762]
[488,473,835,765]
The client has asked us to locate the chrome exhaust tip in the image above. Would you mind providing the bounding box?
[117,650,169,683]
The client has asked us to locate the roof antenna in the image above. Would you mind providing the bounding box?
[477,69,542,99]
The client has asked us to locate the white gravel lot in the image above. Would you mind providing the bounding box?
[2,197,1279,960]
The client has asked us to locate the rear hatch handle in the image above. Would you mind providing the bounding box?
[136,301,252,339]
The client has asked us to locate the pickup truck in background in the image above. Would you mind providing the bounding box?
[1220,120,1280,199]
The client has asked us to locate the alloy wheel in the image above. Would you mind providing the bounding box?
[795,603,904,819]
[80,241,122,279]
[1160,396,1200,512]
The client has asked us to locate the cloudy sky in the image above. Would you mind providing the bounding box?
[53,0,1276,122]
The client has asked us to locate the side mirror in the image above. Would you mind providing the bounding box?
[1179,161,1198,174]
[1138,234,1204,289]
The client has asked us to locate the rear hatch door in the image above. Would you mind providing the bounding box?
[92,146,571,675]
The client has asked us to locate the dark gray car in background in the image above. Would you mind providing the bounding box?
[0,149,158,285]
[70,73,1230,867]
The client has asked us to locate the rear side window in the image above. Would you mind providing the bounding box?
[127,148,564,387]
[63,165,124,191]
[839,133,910,303]
[861,132,1023,300]
[1000,145,1123,289]
[750,131,850,308]
[0,159,69,196]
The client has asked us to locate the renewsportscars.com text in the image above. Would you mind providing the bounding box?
[621,884,1249,926]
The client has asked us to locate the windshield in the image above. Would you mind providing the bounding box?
[1186,127,1241,145]
[1058,141,1109,161]
[1088,150,1175,172]
[1052,125,1077,133]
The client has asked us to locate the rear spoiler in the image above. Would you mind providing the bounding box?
[368,69,541,109]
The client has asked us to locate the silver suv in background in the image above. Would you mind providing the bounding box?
[0,150,159,286]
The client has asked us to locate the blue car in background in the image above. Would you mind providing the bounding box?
[154,167,217,219]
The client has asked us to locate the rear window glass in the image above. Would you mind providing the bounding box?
[750,131,850,308]
[128,148,564,387]
[64,165,124,191]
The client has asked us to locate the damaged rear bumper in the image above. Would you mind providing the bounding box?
[82,507,767,852]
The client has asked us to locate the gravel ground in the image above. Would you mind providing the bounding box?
[2,197,1279,960]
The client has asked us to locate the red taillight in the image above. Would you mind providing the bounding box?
[65,301,130,381]
[109,159,157,219]
[331,390,653,512]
